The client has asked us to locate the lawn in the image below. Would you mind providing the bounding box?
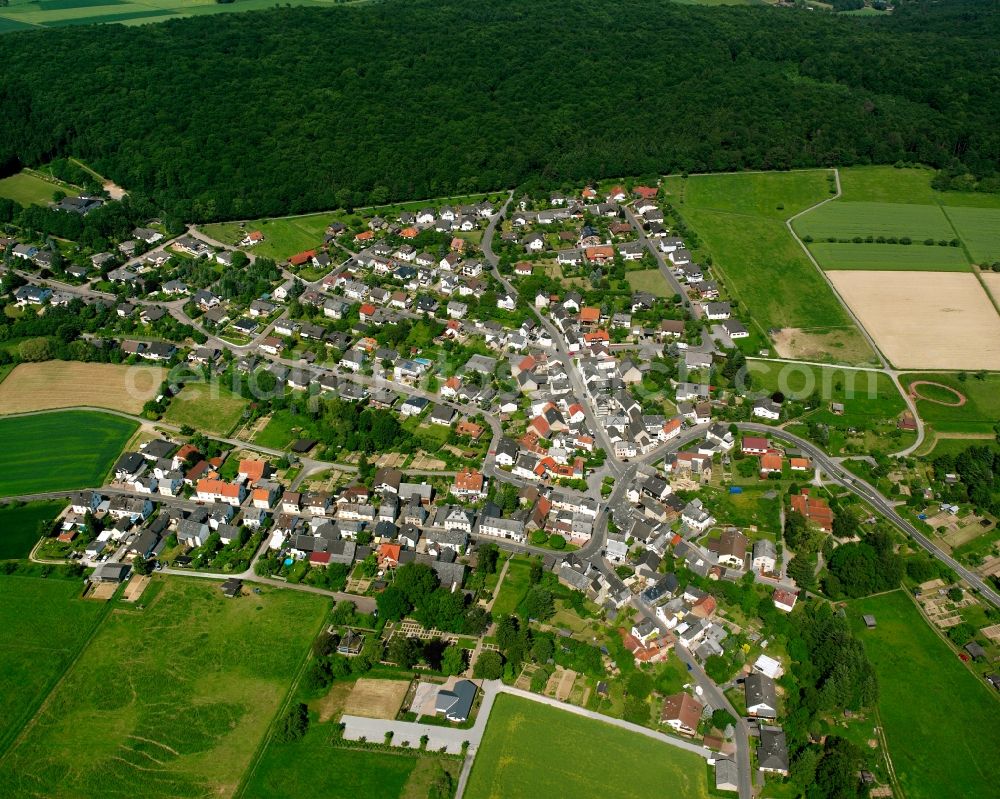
[0,170,77,206]
[0,575,106,756]
[164,382,248,436]
[847,591,999,799]
[0,361,164,415]
[625,268,674,297]
[254,409,317,449]
[0,410,138,497]
[464,694,709,799]
[836,166,941,205]
[243,724,456,799]
[747,361,906,418]
[808,242,970,271]
[0,500,67,560]
[201,212,343,262]
[0,576,328,798]
[663,171,874,365]
[901,372,1000,433]
[490,557,534,617]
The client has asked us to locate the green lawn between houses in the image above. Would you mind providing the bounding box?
[0,576,329,799]
[847,591,1000,799]
[0,499,67,560]
[163,381,249,437]
[490,556,534,617]
[625,267,674,297]
[663,170,875,366]
[0,575,106,756]
[464,694,710,799]
[201,212,342,263]
[746,361,906,418]
[0,410,138,497]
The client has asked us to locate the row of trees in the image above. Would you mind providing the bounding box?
[0,0,996,221]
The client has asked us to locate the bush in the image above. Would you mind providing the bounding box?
[276,702,309,742]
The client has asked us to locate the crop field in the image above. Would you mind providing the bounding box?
[0,576,328,798]
[0,410,138,497]
[902,372,1000,433]
[836,166,940,204]
[164,382,248,436]
[625,268,673,296]
[941,206,1000,263]
[827,271,1000,370]
[0,575,106,755]
[663,171,875,365]
[0,0,352,32]
[978,271,1000,309]
[0,170,78,206]
[848,591,1000,799]
[795,201,955,242]
[465,694,709,799]
[807,243,970,272]
[0,500,66,560]
[0,361,164,415]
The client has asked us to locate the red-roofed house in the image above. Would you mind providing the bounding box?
[289,250,317,266]
[378,544,401,567]
[760,452,783,475]
[634,185,659,200]
[359,303,377,322]
[239,459,267,485]
[529,416,551,439]
[354,230,374,243]
[661,417,682,441]
[196,478,246,507]
[452,467,486,498]
[742,436,771,455]
[773,588,798,613]
[790,492,834,531]
[579,306,601,326]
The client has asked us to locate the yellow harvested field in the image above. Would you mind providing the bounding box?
[0,361,164,415]
[827,271,1000,369]
[978,271,1000,306]
[342,678,411,720]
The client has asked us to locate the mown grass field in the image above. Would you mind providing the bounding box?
[847,591,1000,799]
[0,410,138,497]
[201,212,342,262]
[0,577,328,799]
[243,725,457,799]
[625,268,673,296]
[807,242,969,271]
[0,0,351,32]
[901,372,1000,433]
[747,361,905,417]
[254,409,315,449]
[0,361,164,415]
[490,557,534,617]
[164,382,248,436]
[0,500,66,560]
[465,694,709,799]
[0,575,106,756]
[0,170,77,206]
[663,171,874,365]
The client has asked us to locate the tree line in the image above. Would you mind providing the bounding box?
[0,0,996,222]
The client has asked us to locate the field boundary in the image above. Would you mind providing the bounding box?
[784,168,887,367]
[0,588,110,759]
[233,601,330,799]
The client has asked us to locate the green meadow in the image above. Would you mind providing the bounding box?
[0,577,328,798]
[848,591,1000,799]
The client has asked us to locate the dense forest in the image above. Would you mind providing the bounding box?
[0,0,997,221]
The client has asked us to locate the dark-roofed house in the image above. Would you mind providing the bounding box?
[757,727,790,775]
[744,673,778,719]
[435,679,478,723]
